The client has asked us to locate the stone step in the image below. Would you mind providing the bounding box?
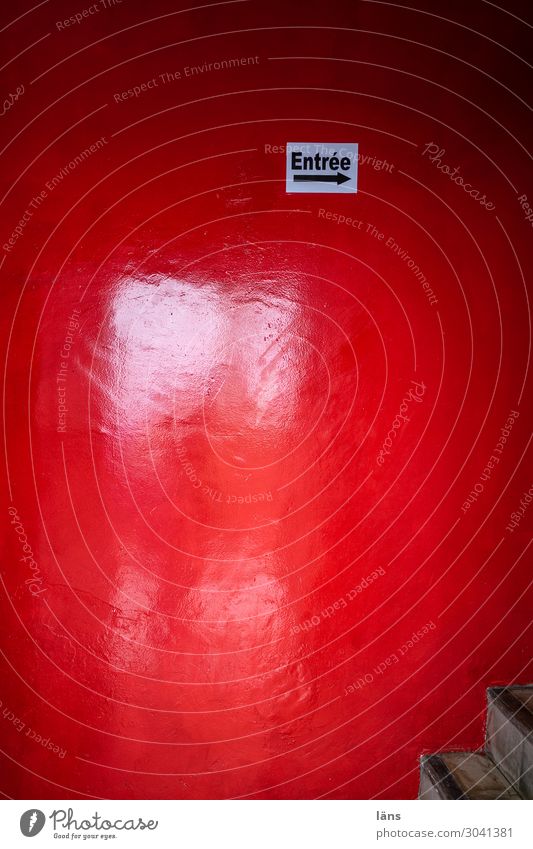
[486,686,533,798]
[419,752,522,800]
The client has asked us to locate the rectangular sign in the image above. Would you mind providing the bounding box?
[286,142,358,193]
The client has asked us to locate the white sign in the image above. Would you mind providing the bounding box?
[2,799,532,847]
[286,142,358,193]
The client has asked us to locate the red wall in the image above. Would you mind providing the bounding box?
[1,0,532,799]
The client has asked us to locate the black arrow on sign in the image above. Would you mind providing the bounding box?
[293,173,351,185]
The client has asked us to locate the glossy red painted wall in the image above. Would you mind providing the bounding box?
[1,0,532,800]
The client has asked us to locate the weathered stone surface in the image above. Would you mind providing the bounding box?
[419,685,533,800]
[486,687,533,798]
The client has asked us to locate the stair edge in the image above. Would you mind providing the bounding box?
[420,754,467,800]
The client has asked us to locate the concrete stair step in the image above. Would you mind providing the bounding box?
[420,751,522,800]
[486,686,533,798]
